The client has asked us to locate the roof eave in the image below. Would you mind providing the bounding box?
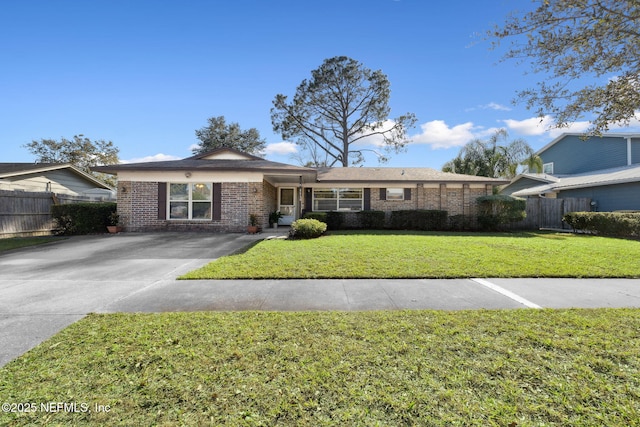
[316,178,509,184]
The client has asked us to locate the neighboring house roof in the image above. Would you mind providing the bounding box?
[499,173,559,195]
[536,132,640,155]
[512,164,640,197]
[315,167,509,184]
[0,162,113,190]
[508,173,560,185]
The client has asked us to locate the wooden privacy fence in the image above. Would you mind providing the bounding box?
[508,197,592,230]
[0,190,113,238]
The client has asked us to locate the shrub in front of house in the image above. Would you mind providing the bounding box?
[563,212,640,237]
[389,210,448,231]
[51,202,117,235]
[303,211,340,229]
[476,195,526,231]
[289,218,328,239]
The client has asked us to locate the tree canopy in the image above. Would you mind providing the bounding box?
[442,129,541,179]
[193,116,266,156]
[271,56,417,167]
[24,135,119,186]
[491,0,640,134]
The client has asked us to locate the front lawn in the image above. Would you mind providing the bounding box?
[181,231,640,279]
[1,309,638,426]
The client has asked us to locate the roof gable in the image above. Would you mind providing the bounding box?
[188,147,262,161]
[0,163,113,190]
[537,132,640,156]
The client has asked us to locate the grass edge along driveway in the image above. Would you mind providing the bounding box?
[181,231,640,279]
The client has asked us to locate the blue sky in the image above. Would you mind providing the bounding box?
[3,0,638,169]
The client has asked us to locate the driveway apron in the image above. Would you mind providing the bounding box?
[0,232,260,367]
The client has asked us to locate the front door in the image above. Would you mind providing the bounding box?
[278,187,296,225]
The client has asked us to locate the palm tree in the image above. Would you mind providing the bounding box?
[442,129,539,179]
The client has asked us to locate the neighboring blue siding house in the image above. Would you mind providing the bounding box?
[501,133,640,212]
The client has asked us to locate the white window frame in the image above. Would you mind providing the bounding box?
[168,183,212,220]
[543,162,554,174]
[386,188,405,201]
[312,188,363,211]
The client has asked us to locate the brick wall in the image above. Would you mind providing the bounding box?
[118,180,494,232]
[368,184,490,218]
[119,180,272,232]
[370,188,416,211]
[263,181,277,224]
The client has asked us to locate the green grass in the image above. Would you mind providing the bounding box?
[0,236,64,252]
[1,309,638,426]
[181,231,640,279]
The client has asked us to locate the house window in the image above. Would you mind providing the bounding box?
[313,188,363,211]
[543,162,554,174]
[386,188,405,201]
[169,183,212,220]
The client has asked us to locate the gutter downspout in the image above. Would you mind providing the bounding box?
[627,137,632,166]
[298,175,303,219]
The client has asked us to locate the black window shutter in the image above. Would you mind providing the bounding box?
[157,182,167,220]
[304,188,312,213]
[379,188,386,201]
[363,188,371,210]
[404,188,412,200]
[213,183,222,220]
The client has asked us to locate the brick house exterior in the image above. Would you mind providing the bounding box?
[94,148,507,232]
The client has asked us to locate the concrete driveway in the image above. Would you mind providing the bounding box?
[0,232,263,367]
[1,232,640,367]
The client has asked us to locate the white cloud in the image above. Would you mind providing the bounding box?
[466,102,512,112]
[501,115,591,137]
[410,120,499,149]
[501,116,554,135]
[608,111,640,130]
[122,153,182,163]
[264,141,298,155]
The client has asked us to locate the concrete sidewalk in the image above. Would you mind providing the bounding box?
[103,277,640,312]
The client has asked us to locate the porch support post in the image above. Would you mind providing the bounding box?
[298,175,303,219]
[439,183,447,211]
[463,184,470,217]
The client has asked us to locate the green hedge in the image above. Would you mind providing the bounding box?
[303,211,386,230]
[563,212,640,237]
[448,214,475,231]
[357,210,386,229]
[325,211,344,230]
[477,195,526,231]
[289,218,327,239]
[389,210,448,231]
[51,202,116,235]
[302,212,327,222]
